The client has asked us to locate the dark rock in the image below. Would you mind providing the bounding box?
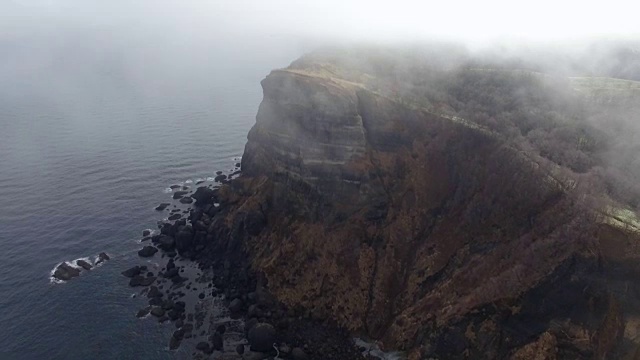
[96,252,110,263]
[53,262,80,281]
[164,268,179,278]
[143,229,151,236]
[235,162,241,167]
[150,307,165,317]
[214,174,227,182]
[141,236,151,242]
[130,275,156,287]
[169,336,181,350]
[155,203,170,211]
[168,309,181,321]
[243,351,268,360]
[291,347,308,360]
[191,187,216,205]
[169,185,182,189]
[179,197,193,204]
[199,292,205,299]
[248,323,276,352]
[162,299,175,310]
[136,307,150,318]
[76,260,93,271]
[236,344,245,355]
[149,297,163,306]
[229,298,243,314]
[174,301,186,312]
[168,213,182,221]
[147,286,163,298]
[172,191,188,199]
[175,231,194,252]
[137,246,158,258]
[196,342,210,352]
[211,332,223,351]
[157,236,175,251]
[216,324,226,334]
[216,171,223,175]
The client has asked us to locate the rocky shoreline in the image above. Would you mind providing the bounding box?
[121,162,368,359]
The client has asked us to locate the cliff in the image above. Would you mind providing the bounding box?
[203,51,640,359]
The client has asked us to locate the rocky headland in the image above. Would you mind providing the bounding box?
[125,48,640,359]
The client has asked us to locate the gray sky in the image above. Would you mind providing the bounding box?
[3,0,639,44]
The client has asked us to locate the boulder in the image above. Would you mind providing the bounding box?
[211,332,223,351]
[155,203,170,211]
[214,174,227,182]
[196,342,211,352]
[247,323,276,352]
[172,191,188,199]
[191,187,216,205]
[136,307,150,318]
[95,252,110,264]
[291,347,308,360]
[179,197,193,204]
[157,236,175,251]
[138,246,158,257]
[147,286,163,298]
[164,268,179,278]
[53,262,80,281]
[229,298,244,314]
[150,307,165,317]
[76,260,93,271]
[122,266,142,278]
[168,214,182,221]
[142,229,151,236]
[236,344,245,355]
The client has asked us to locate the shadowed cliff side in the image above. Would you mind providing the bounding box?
[204,54,640,359]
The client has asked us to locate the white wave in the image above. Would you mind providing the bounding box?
[185,179,193,184]
[206,177,215,181]
[354,338,406,360]
[163,187,173,193]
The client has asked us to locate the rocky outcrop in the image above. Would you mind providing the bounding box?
[199,58,640,359]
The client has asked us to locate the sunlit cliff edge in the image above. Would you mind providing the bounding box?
[206,49,640,359]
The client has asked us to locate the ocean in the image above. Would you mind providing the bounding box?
[0,12,301,358]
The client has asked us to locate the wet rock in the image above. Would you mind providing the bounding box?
[149,297,163,306]
[214,174,227,182]
[169,185,182,190]
[150,307,165,317]
[142,229,151,237]
[291,347,308,360]
[130,275,156,287]
[211,332,223,351]
[191,187,216,205]
[243,351,268,360]
[248,323,276,352]
[172,191,188,199]
[167,309,181,321]
[216,324,226,334]
[229,298,243,314]
[147,286,163,298]
[196,342,210,352]
[96,252,110,263]
[164,268,179,278]
[169,336,181,350]
[157,236,175,251]
[155,203,170,211]
[137,246,158,258]
[168,214,182,221]
[122,266,142,278]
[53,262,80,281]
[236,344,245,355]
[76,260,93,271]
[136,307,150,318]
[162,299,174,310]
[179,197,193,204]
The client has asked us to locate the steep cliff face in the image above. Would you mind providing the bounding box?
[210,58,640,359]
